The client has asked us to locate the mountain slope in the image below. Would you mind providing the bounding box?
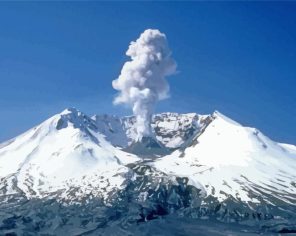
[0,108,212,201]
[154,111,296,207]
[0,108,139,200]
[1,108,296,235]
[1,108,295,204]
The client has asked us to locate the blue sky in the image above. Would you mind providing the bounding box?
[0,2,295,144]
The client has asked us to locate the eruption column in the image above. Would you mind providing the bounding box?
[112,29,177,140]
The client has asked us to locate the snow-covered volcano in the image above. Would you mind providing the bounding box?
[154,111,296,205]
[0,108,295,201]
[0,108,296,234]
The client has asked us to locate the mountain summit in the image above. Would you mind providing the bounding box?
[0,108,295,234]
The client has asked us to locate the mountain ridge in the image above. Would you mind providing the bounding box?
[0,107,296,235]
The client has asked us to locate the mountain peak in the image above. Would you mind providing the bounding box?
[212,110,241,126]
[55,107,96,131]
[1,107,296,235]
[60,107,80,115]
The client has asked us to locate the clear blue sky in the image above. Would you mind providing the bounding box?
[0,2,295,144]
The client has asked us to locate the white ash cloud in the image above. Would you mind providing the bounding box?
[112,29,177,140]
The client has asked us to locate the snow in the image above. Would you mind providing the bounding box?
[91,112,204,149]
[0,108,139,199]
[154,111,296,203]
[92,114,130,148]
[278,143,296,154]
[0,107,295,206]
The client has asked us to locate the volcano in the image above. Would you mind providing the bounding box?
[0,108,296,235]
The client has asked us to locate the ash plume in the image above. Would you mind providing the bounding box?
[112,29,177,140]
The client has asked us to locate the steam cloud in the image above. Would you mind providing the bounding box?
[112,29,177,140]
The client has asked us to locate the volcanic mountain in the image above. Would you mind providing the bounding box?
[0,108,295,235]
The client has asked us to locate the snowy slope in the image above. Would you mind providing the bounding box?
[0,109,210,201]
[0,107,295,207]
[154,111,296,205]
[0,108,139,200]
[279,143,296,154]
[1,108,296,235]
